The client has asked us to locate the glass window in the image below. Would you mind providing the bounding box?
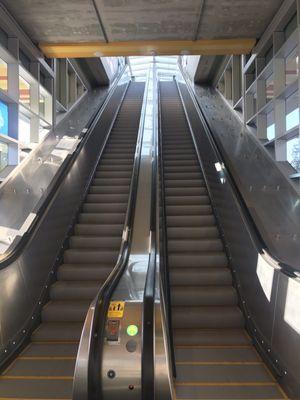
[18,113,31,145]
[287,137,300,171]
[19,76,31,108]
[39,92,45,117]
[0,58,8,92]
[266,74,274,101]
[0,100,8,136]
[267,110,275,140]
[286,91,299,131]
[0,141,8,171]
[285,48,298,86]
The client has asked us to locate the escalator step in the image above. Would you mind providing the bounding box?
[42,301,90,322]
[171,286,238,306]
[57,264,113,281]
[3,357,75,377]
[0,379,73,399]
[82,203,127,213]
[165,179,205,188]
[69,235,121,249]
[168,252,228,268]
[78,212,126,224]
[166,204,212,216]
[21,342,78,357]
[172,306,244,329]
[89,185,129,194]
[169,268,232,286]
[175,346,260,363]
[173,329,249,346]
[165,187,207,196]
[64,248,118,264]
[50,281,101,300]
[86,193,128,203]
[175,363,272,383]
[166,215,215,227]
[31,322,82,342]
[167,226,218,239]
[74,223,123,236]
[165,195,210,206]
[175,384,285,400]
[168,239,222,252]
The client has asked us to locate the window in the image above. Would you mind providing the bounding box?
[0,141,8,171]
[19,76,31,108]
[266,74,274,101]
[0,100,8,136]
[0,58,8,92]
[285,48,298,86]
[287,137,300,171]
[267,111,275,140]
[18,114,31,145]
[286,91,299,131]
[39,92,45,118]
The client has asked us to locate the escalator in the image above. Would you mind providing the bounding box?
[159,81,287,400]
[0,82,145,399]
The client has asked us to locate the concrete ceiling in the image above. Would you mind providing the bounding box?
[2,0,283,44]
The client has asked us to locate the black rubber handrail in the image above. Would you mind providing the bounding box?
[176,73,298,278]
[73,80,147,400]
[141,82,157,400]
[0,66,127,269]
[157,83,176,377]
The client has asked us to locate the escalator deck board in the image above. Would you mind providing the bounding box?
[0,82,145,399]
[159,81,287,400]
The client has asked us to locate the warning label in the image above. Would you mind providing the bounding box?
[108,301,125,318]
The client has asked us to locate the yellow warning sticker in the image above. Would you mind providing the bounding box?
[108,301,125,318]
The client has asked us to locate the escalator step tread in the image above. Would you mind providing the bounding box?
[32,322,82,342]
[174,383,285,399]
[57,264,113,281]
[0,379,73,399]
[78,213,126,224]
[168,252,228,268]
[169,268,232,286]
[74,223,123,236]
[173,329,250,346]
[172,306,244,329]
[175,363,273,383]
[175,346,260,362]
[42,301,91,322]
[64,248,119,264]
[3,357,75,377]
[50,281,102,301]
[167,226,218,239]
[168,238,223,252]
[171,286,238,306]
[69,235,121,249]
[20,342,78,357]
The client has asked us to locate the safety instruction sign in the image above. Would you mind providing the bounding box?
[108,301,125,318]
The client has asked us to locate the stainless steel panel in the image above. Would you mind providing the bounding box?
[188,83,300,270]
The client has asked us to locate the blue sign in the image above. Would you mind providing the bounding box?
[0,100,8,136]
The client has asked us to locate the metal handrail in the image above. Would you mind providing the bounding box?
[0,66,127,268]
[175,73,299,279]
[73,78,148,400]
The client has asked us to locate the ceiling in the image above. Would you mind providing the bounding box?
[2,0,283,44]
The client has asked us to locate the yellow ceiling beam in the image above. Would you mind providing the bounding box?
[39,39,256,58]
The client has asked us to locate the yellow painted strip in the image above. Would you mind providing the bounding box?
[0,376,73,380]
[0,398,71,400]
[175,345,252,349]
[175,382,277,387]
[39,39,256,59]
[18,356,76,360]
[176,361,262,365]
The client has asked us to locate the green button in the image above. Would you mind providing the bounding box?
[127,324,138,337]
